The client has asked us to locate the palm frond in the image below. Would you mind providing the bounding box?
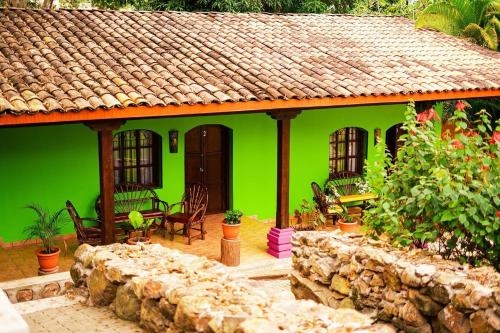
[24,204,67,253]
[463,22,498,49]
[416,1,464,36]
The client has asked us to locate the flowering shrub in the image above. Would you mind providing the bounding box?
[364,102,500,269]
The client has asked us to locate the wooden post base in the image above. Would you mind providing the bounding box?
[221,238,240,266]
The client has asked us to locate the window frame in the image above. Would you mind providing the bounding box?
[113,129,162,188]
[329,127,367,175]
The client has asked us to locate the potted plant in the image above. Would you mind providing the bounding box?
[23,204,67,274]
[222,210,243,240]
[337,206,359,233]
[127,210,154,245]
[293,199,326,231]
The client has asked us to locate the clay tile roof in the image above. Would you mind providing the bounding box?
[0,8,499,116]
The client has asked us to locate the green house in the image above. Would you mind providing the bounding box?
[0,9,499,250]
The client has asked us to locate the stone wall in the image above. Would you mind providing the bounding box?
[291,231,500,333]
[71,243,395,333]
[0,272,73,303]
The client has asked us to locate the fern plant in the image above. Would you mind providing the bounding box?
[23,204,66,254]
[416,0,500,50]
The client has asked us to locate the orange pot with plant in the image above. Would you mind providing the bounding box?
[24,204,67,274]
[336,205,360,233]
[127,211,153,245]
[222,210,243,240]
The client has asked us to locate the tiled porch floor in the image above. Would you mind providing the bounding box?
[0,215,277,282]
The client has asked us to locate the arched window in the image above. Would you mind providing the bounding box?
[113,130,162,187]
[329,127,367,175]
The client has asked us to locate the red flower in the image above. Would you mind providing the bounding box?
[465,131,478,137]
[465,156,471,162]
[452,139,464,149]
[490,131,500,144]
[427,108,441,122]
[455,100,467,111]
[416,112,429,123]
[482,165,489,172]
[497,211,500,218]
[416,108,440,123]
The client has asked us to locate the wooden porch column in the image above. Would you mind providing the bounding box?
[86,120,125,244]
[268,110,301,229]
[266,110,301,259]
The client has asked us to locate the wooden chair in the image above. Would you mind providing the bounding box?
[311,182,342,222]
[327,171,364,217]
[327,171,363,196]
[66,200,126,245]
[167,184,208,245]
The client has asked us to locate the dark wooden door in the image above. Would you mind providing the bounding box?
[185,125,229,213]
[386,123,405,161]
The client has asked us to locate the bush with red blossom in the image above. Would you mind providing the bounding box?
[364,102,499,269]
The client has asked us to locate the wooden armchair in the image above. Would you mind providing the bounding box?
[167,184,208,245]
[327,171,363,196]
[327,171,364,217]
[66,200,125,246]
[311,182,342,222]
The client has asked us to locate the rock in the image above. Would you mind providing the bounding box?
[401,267,425,288]
[290,271,342,308]
[140,299,171,332]
[469,287,492,309]
[378,301,399,321]
[400,302,428,327]
[87,269,117,306]
[409,289,443,316]
[437,304,471,333]
[393,317,432,333]
[452,291,476,313]
[485,309,500,331]
[173,296,216,332]
[16,289,33,302]
[310,256,337,283]
[73,243,95,267]
[41,283,61,298]
[159,298,176,321]
[430,284,451,304]
[330,275,351,296]
[470,311,495,333]
[383,265,401,291]
[370,274,385,287]
[352,278,371,297]
[339,297,355,309]
[115,283,141,322]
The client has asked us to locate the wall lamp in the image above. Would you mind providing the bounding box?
[169,130,178,153]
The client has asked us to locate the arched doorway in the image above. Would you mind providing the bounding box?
[385,123,405,161]
[185,125,230,213]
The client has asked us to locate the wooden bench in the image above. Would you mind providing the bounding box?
[95,184,168,229]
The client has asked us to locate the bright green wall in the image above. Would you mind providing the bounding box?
[0,104,405,243]
[0,124,100,242]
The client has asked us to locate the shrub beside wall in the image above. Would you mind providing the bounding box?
[291,231,500,333]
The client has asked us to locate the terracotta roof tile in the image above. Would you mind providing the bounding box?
[0,9,499,115]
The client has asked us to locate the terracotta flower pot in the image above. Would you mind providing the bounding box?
[338,219,359,233]
[222,223,240,240]
[35,247,60,273]
[127,237,151,245]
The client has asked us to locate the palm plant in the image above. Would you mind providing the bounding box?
[416,0,500,50]
[23,204,66,254]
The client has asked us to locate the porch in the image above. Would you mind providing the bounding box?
[0,215,280,282]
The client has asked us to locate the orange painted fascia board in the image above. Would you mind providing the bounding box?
[1,89,499,127]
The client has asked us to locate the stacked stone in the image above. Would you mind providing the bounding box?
[71,243,394,333]
[291,231,500,333]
